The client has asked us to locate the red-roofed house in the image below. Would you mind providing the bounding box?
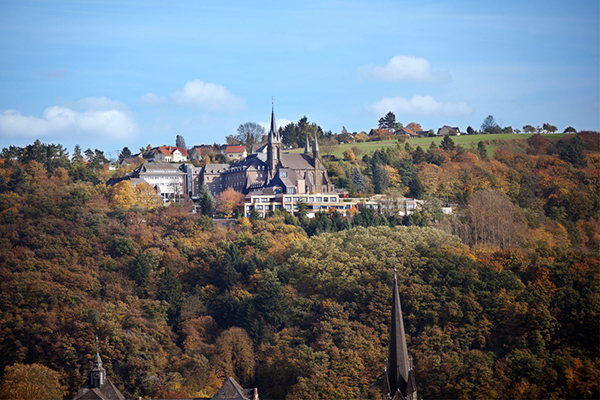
[144,146,189,163]
[221,145,247,160]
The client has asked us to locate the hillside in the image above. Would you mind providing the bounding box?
[0,132,598,399]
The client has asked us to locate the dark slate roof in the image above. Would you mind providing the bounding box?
[203,163,231,174]
[265,168,298,189]
[230,155,267,171]
[211,377,255,400]
[134,163,184,175]
[279,153,316,170]
[72,380,125,400]
[387,272,410,398]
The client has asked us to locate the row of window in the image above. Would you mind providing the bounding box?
[283,196,337,203]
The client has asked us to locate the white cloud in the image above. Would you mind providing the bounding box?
[359,55,451,84]
[143,79,246,111]
[371,95,472,116]
[0,98,139,141]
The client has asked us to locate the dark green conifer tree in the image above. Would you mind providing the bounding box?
[352,167,366,194]
[158,266,183,323]
[441,135,455,151]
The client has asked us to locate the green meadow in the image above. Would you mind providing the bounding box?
[286,133,565,158]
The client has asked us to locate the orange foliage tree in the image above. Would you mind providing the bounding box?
[214,188,245,218]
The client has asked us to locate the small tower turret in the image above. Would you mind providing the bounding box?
[90,336,106,388]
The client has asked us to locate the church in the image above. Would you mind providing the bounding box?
[201,107,335,197]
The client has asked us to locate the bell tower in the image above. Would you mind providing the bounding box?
[90,336,106,388]
[266,104,281,179]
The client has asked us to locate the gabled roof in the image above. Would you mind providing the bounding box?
[134,163,184,174]
[279,153,317,170]
[155,146,188,156]
[251,143,267,153]
[72,380,125,400]
[211,377,255,400]
[224,145,247,153]
[397,127,417,136]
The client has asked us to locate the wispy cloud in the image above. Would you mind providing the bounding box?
[370,95,472,116]
[0,98,139,141]
[47,68,72,79]
[359,55,451,84]
[142,79,246,111]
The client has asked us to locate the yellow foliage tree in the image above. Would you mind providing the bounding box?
[110,180,137,209]
[214,327,255,386]
[383,165,402,187]
[354,132,369,142]
[136,182,162,209]
[0,363,64,400]
[343,148,355,161]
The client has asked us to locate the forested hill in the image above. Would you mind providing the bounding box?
[0,133,598,399]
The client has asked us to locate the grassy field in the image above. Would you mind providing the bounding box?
[286,133,565,158]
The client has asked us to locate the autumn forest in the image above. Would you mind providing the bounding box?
[0,132,598,399]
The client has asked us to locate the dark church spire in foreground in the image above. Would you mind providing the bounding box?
[385,259,417,400]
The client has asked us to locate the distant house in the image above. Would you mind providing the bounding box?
[395,127,418,138]
[416,130,431,137]
[144,146,189,163]
[436,125,460,136]
[117,154,143,168]
[221,145,248,161]
[188,146,203,161]
[211,377,258,400]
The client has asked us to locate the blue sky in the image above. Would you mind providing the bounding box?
[0,0,598,156]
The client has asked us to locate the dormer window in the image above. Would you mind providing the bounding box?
[280,171,287,178]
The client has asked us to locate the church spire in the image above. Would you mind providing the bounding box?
[267,103,279,144]
[385,255,416,400]
[312,134,319,159]
[304,134,310,154]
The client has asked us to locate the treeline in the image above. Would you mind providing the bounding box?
[0,135,598,399]
[324,132,599,252]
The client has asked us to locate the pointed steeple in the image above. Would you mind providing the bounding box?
[267,103,279,144]
[312,134,320,160]
[304,134,310,154]
[387,264,410,398]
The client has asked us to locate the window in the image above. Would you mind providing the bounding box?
[247,206,252,211]
[323,197,328,202]
[275,205,281,210]
[293,197,299,202]
[280,171,287,178]
[286,187,296,194]
[265,205,271,211]
[301,197,307,202]
[261,198,268,203]
[285,204,292,210]
[256,205,263,210]
[316,197,322,202]
[309,197,314,202]
[284,197,291,202]
[330,197,337,202]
